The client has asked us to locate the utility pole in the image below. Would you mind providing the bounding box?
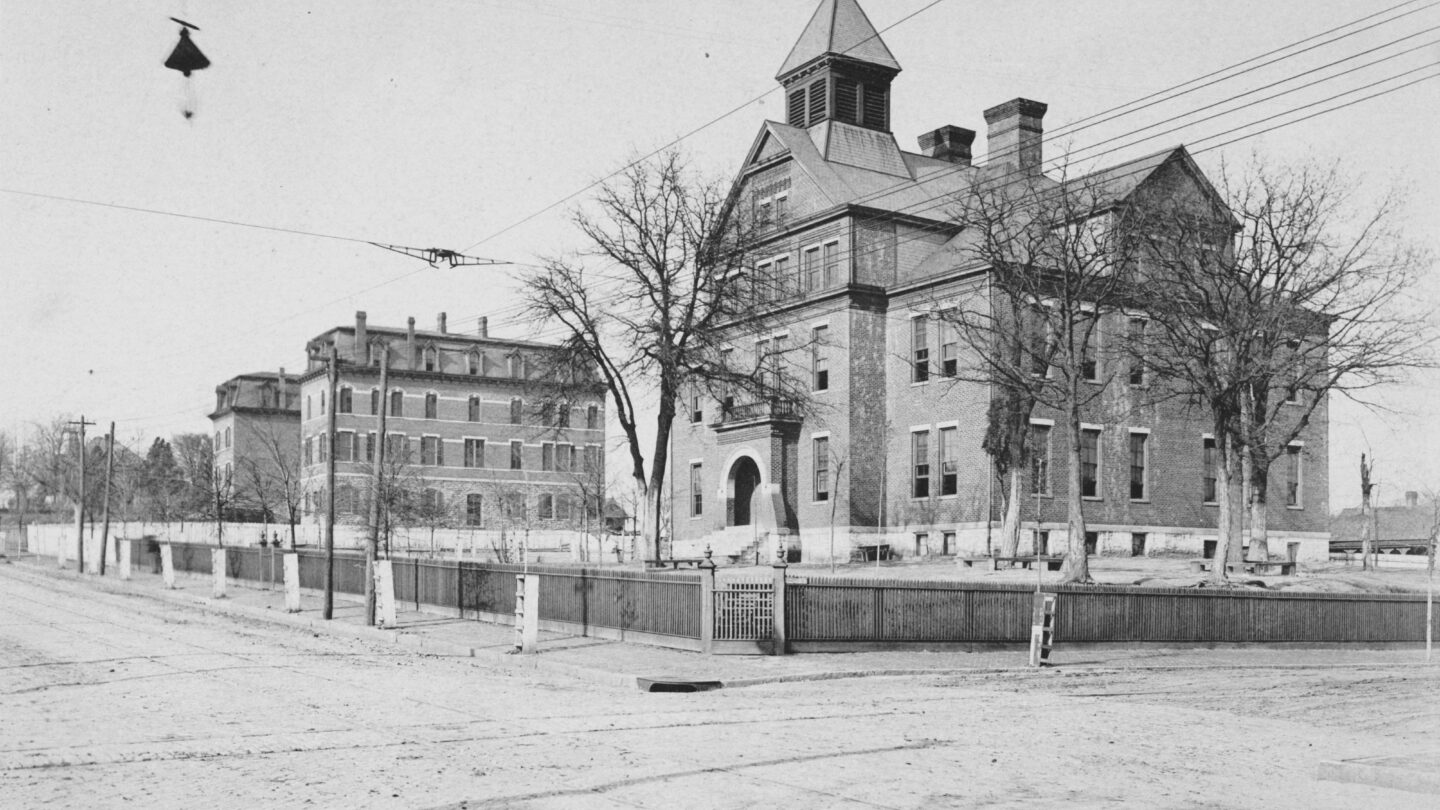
[66,416,96,573]
[99,422,115,575]
[365,342,389,626]
[1360,454,1375,571]
[323,345,339,620]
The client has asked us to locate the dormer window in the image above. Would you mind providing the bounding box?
[467,350,482,376]
[422,345,438,372]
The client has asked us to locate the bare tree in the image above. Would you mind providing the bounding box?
[522,150,812,563]
[941,168,1135,583]
[1133,158,1431,576]
[240,420,304,548]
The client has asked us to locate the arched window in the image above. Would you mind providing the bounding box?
[390,389,404,417]
[507,353,522,378]
[467,350,482,376]
[423,345,439,372]
[468,395,480,422]
[509,398,523,425]
[425,392,438,419]
[370,388,380,415]
[557,401,571,429]
[224,427,232,448]
[338,387,352,414]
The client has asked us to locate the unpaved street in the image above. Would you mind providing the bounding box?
[1,565,1435,808]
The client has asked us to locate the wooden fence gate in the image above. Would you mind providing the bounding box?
[712,580,774,653]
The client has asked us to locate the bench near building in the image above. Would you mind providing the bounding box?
[670,0,1329,565]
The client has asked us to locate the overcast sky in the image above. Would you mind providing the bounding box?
[2,0,1437,510]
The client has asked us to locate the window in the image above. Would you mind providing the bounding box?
[338,387,352,414]
[318,433,329,463]
[586,404,599,430]
[1080,427,1101,498]
[507,354,522,378]
[466,494,483,526]
[912,431,931,498]
[1129,432,1148,500]
[690,462,703,517]
[390,390,404,417]
[1030,423,1052,496]
[773,193,789,225]
[468,396,480,422]
[1026,308,1050,377]
[558,403,571,428]
[540,400,555,427]
[214,432,220,451]
[862,81,888,129]
[420,436,443,466]
[537,494,554,520]
[387,433,409,463]
[1202,437,1217,504]
[304,437,314,466]
[911,317,930,382]
[1127,318,1147,386]
[320,391,326,415]
[335,431,355,462]
[509,398,523,425]
[813,437,830,501]
[422,488,443,514]
[464,438,484,468]
[365,431,375,462]
[371,388,380,415]
[802,246,820,291]
[1285,444,1303,507]
[1082,322,1100,382]
[423,347,438,372]
[584,445,600,474]
[822,241,840,287]
[940,314,958,377]
[558,443,573,473]
[510,441,523,470]
[787,87,806,126]
[424,392,438,419]
[224,427,231,449]
[305,396,312,420]
[807,78,826,125]
[939,426,958,496]
[812,326,829,391]
[467,351,482,376]
[542,443,555,471]
[690,394,703,424]
[835,76,859,123]
[756,338,781,393]
[773,255,790,296]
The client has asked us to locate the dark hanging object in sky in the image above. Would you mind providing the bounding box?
[164,18,209,77]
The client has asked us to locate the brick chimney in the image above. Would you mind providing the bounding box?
[437,312,447,334]
[477,316,489,338]
[983,98,1047,173]
[406,317,416,370]
[918,125,975,166]
[354,311,367,359]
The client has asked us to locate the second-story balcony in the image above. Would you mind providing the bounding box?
[711,397,802,432]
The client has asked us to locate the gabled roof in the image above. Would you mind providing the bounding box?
[1069,145,1236,226]
[777,0,900,79]
[1332,502,1438,543]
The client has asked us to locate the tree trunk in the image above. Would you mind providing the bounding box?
[1209,430,1235,585]
[1249,464,1270,561]
[1059,405,1090,583]
[997,470,1022,558]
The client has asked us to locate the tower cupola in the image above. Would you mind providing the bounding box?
[776,0,901,133]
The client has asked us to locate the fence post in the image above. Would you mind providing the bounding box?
[57,530,68,569]
[118,538,132,581]
[699,545,716,654]
[160,544,176,589]
[212,548,227,598]
[523,573,540,652]
[771,539,788,656]
[283,552,301,613]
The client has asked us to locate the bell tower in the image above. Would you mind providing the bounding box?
[776,0,902,133]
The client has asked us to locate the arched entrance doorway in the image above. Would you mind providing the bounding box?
[728,456,762,527]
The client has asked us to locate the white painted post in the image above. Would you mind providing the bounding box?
[161,544,176,589]
[522,572,540,653]
[283,553,301,613]
[211,548,226,598]
[119,539,132,581]
[374,559,397,629]
[57,530,68,568]
[85,532,101,574]
[513,574,526,652]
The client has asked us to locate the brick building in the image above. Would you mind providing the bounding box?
[297,312,606,544]
[209,371,300,521]
[671,0,1329,563]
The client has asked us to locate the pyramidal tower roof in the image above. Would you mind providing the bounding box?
[776,0,901,80]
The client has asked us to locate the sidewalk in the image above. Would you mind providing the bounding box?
[4,551,1434,692]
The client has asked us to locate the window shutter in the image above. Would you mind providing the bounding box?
[807,79,827,124]
[834,77,859,123]
[862,83,887,129]
[787,88,806,126]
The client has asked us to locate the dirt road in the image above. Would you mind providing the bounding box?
[1,565,1435,808]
